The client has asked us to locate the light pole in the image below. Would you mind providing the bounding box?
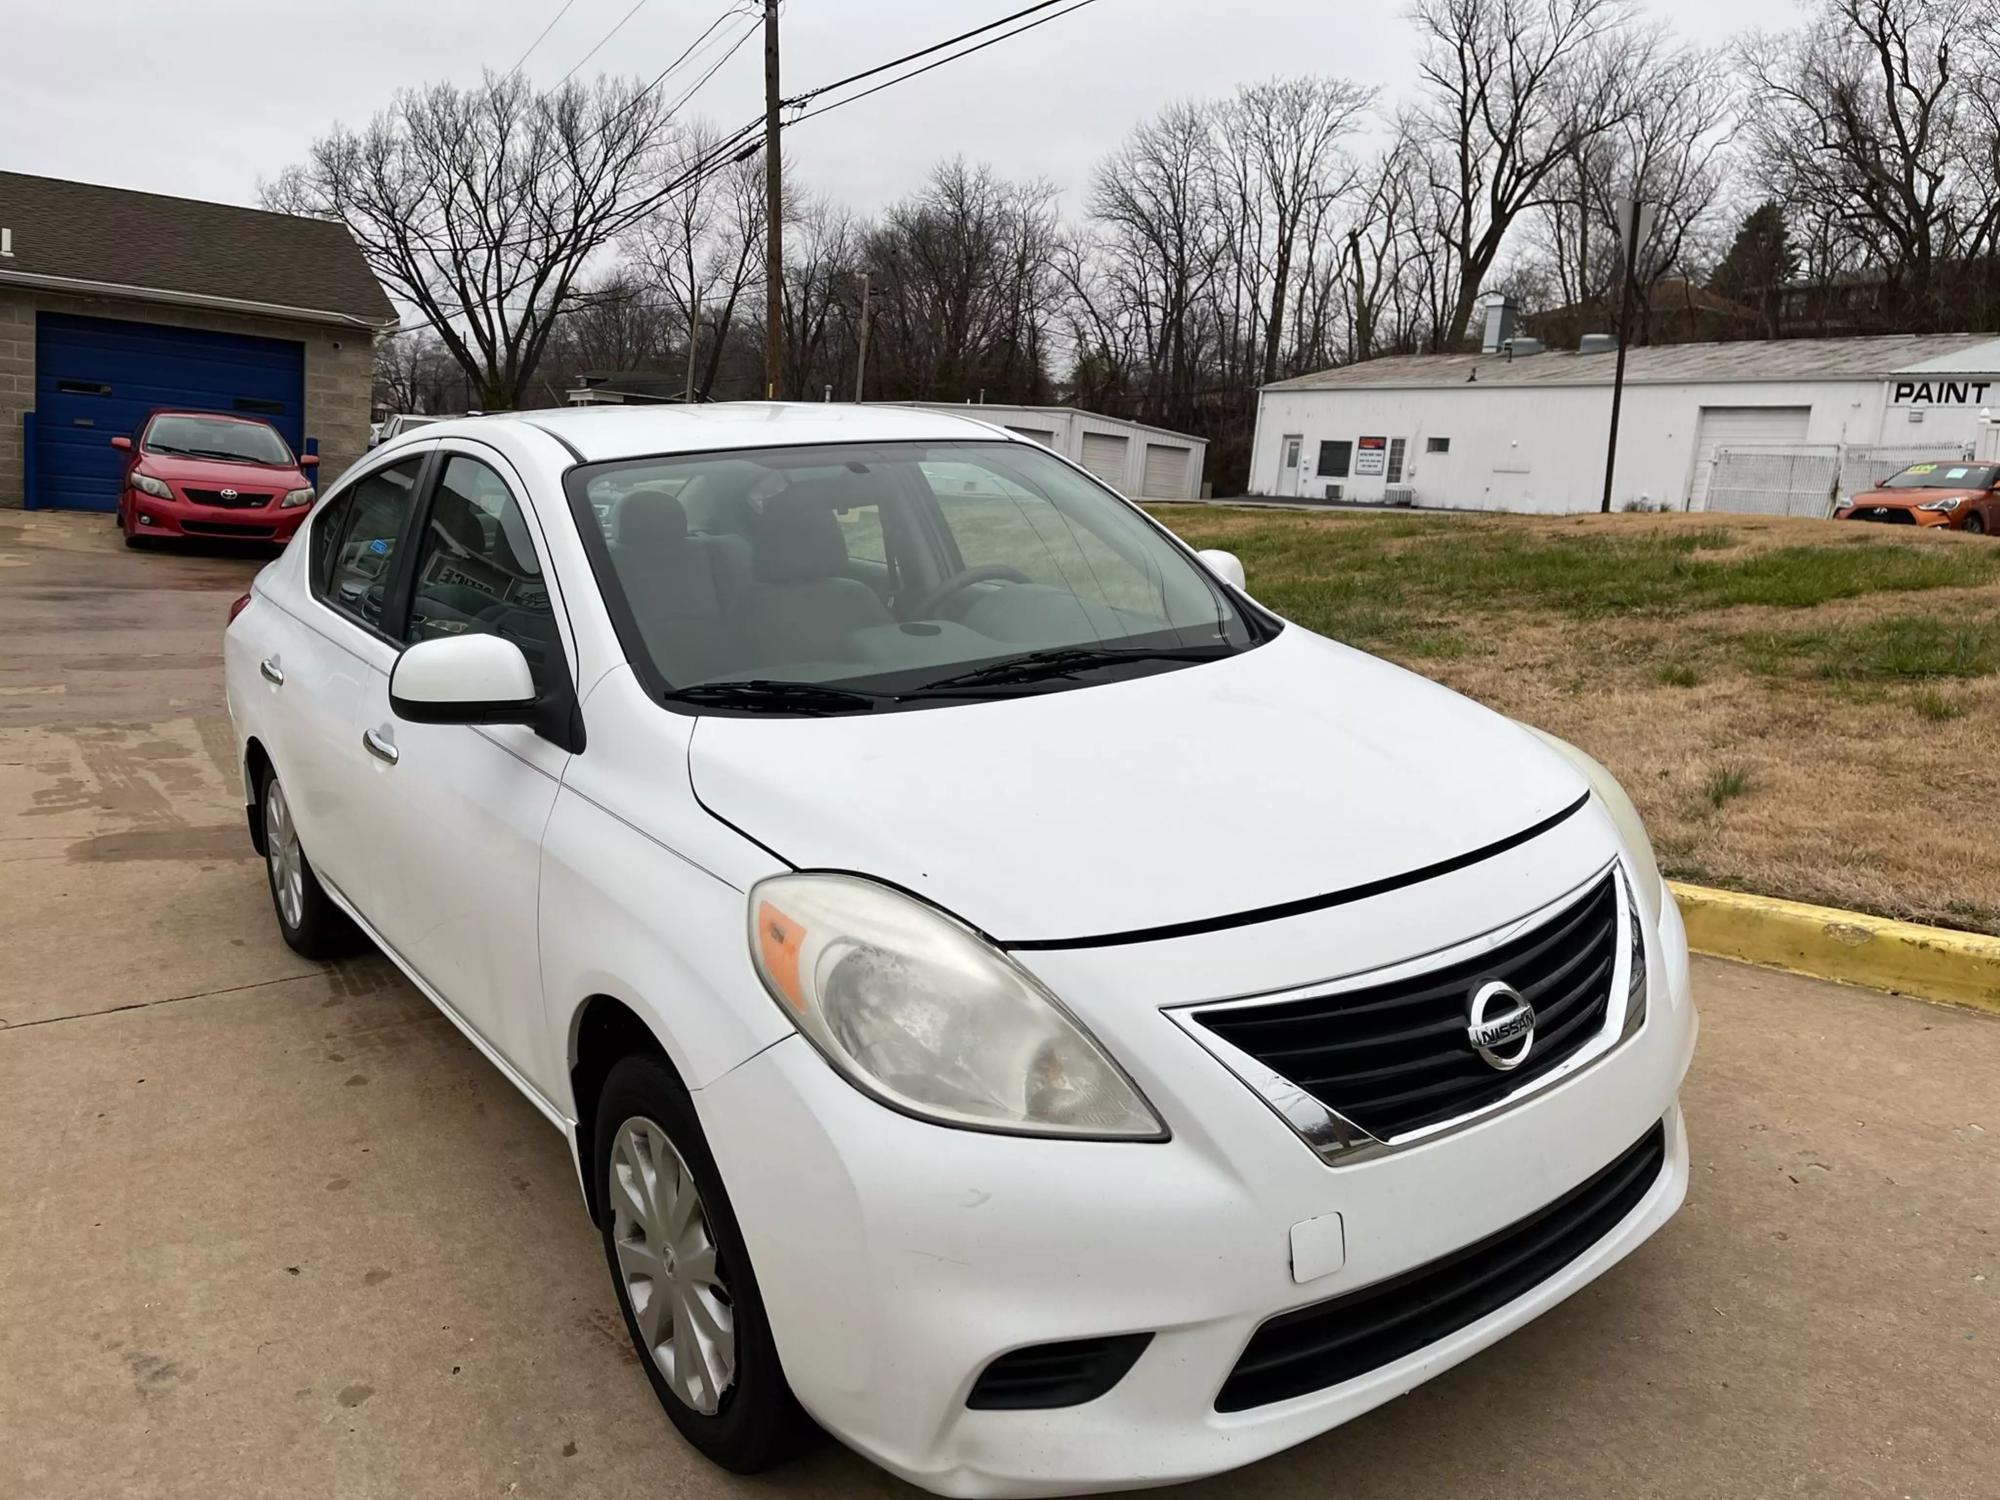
[1600,194,1655,515]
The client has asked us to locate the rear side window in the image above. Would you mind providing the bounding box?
[315,459,423,630]
[404,456,560,692]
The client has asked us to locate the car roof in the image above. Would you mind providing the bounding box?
[145,408,279,427]
[415,401,1020,464]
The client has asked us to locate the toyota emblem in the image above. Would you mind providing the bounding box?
[220,488,239,501]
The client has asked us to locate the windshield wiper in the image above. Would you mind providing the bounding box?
[665,679,888,716]
[907,643,1230,694]
[184,448,260,463]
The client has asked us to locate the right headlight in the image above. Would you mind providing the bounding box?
[130,471,174,500]
[747,872,1165,1140]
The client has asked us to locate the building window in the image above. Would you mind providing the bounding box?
[1426,437,1450,454]
[1317,440,1351,478]
[1387,438,1408,484]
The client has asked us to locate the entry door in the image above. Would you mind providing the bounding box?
[1279,434,1304,496]
[352,444,574,1094]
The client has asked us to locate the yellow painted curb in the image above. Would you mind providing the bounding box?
[1669,882,2000,1017]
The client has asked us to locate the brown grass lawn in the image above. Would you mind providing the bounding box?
[1151,505,2000,937]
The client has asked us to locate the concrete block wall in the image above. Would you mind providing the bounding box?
[0,285,377,508]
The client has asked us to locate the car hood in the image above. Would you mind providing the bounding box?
[1848,489,1978,509]
[687,627,1589,946]
[137,454,308,489]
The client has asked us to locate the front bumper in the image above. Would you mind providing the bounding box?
[127,489,306,541]
[696,856,1697,1496]
[1838,505,1950,527]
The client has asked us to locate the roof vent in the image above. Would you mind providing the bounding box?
[1578,333,1618,355]
[1481,297,1518,354]
[1506,337,1546,358]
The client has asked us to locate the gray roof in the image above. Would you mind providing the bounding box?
[1265,333,2000,393]
[0,171,396,327]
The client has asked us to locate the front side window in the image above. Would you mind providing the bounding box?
[143,413,293,466]
[317,459,423,629]
[405,456,560,692]
[573,440,1265,713]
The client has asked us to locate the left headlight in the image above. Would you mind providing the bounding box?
[1517,724,1666,929]
[747,872,1166,1139]
[280,486,316,508]
[1918,496,1964,513]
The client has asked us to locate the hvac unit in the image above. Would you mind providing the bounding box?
[1385,487,1416,506]
[1324,483,1343,500]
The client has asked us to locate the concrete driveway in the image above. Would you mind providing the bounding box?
[2,509,1994,1499]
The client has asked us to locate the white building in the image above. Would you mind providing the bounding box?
[1249,332,2000,515]
[889,403,1207,501]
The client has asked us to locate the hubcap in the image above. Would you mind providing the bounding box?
[263,780,305,929]
[609,1117,735,1415]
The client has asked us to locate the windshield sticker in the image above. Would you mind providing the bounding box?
[1945,468,1970,479]
[1906,464,1938,475]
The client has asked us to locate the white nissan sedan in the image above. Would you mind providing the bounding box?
[224,404,1694,1496]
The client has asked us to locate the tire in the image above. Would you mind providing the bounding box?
[1966,512,1988,535]
[256,763,356,960]
[595,1054,814,1473]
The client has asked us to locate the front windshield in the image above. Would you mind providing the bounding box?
[573,440,1263,710]
[143,414,293,466]
[1881,462,2000,490]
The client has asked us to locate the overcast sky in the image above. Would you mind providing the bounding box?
[5,0,1802,218]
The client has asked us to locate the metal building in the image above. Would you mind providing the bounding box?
[888,403,1207,501]
[1249,332,2000,516]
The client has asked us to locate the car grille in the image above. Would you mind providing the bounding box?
[1215,1119,1667,1411]
[1192,873,1620,1142]
[182,488,273,509]
[180,520,277,538]
[1847,506,1915,524]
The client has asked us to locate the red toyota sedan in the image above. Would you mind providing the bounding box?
[111,410,319,547]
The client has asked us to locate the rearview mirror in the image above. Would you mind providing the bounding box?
[298,453,320,468]
[390,635,537,726]
[110,436,131,451]
[1196,548,1247,593]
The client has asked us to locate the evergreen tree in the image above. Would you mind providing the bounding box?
[1709,202,1798,339]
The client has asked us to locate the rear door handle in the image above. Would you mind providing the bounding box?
[362,728,399,765]
[259,658,284,686]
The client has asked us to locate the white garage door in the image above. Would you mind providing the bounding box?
[1080,431,1129,487]
[1141,443,1189,497]
[1006,425,1056,446]
[1689,407,1812,506]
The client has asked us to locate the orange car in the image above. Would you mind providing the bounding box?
[1836,461,2000,533]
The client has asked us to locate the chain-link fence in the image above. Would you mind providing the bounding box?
[1705,446,1842,518]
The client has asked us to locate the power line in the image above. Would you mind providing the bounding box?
[785,0,1101,125]
[784,0,1069,107]
[558,0,653,87]
[509,0,583,74]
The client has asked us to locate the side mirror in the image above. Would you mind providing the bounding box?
[390,635,537,726]
[110,436,132,451]
[1196,548,1247,593]
[298,453,320,468]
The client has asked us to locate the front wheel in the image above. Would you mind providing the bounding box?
[1965,511,1988,535]
[595,1054,813,1473]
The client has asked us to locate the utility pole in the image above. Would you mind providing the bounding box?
[1600,195,1654,515]
[853,271,872,402]
[763,0,783,402]
[684,310,698,404]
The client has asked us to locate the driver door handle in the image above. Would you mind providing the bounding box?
[259,658,284,686]
[362,728,399,766]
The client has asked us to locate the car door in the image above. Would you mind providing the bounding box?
[353,443,575,1097]
[270,448,433,906]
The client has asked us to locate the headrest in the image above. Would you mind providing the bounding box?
[615,487,690,552]
[752,479,857,582]
[429,487,486,554]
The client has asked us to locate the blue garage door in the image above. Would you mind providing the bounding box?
[34,313,306,511]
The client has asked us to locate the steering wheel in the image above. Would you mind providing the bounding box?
[906,564,1032,619]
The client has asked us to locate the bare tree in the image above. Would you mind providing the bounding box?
[264,72,681,409]
[1407,0,1637,350]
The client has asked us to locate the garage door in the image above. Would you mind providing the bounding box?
[1141,443,1188,497]
[1006,425,1056,446]
[1688,406,1811,508]
[1080,431,1129,487]
[33,313,306,511]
